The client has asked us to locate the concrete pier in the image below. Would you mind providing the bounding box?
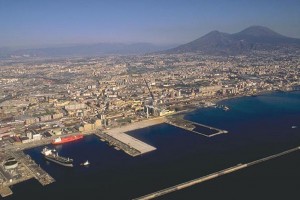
[96,118,165,156]
[0,150,55,197]
[166,117,227,137]
[95,132,142,157]
[11,151,55,186]
[0,186,13,197]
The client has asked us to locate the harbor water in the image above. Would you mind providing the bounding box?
[6,91,300,200]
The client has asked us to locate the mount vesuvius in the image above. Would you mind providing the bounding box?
[163,26,300,55]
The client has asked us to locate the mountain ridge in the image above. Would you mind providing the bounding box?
[163,26,300,55]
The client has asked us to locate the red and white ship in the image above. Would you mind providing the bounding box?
[52,134,84,145]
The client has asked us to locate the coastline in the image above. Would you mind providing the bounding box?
[105,117,167,134]
[7,91,300,199]
[6,90,299,153]
[167,90,299,121]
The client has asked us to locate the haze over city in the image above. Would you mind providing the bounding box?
[1,1,300,200]
[1,0,300,48]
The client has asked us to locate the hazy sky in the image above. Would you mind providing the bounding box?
[1,0,300,47]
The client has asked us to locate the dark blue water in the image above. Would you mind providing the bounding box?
[7,91,300,200]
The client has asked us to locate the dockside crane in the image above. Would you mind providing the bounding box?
[144,78,155,106]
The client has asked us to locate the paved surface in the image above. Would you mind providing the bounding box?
[104,117,166,154]
[105,132,156,154]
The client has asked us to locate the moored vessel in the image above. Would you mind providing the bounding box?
[52,134,83,145]
[41,147,73,167]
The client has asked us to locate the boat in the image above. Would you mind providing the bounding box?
[52,134,83,145]
[41,147,73,167]
[292,126,297,129]
[81,160,90,166]
[222,106,230,111]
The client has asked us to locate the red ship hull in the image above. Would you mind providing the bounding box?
[52,134,84,145]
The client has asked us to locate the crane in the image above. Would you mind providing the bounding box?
[144,78,155,105]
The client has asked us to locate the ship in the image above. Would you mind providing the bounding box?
[52,134,84,145]
[223,106,230,111]
[218,105,230,111]
[41,147,73,167]
[81,160,90,166]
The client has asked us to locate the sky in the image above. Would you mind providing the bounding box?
[1,0,300,48]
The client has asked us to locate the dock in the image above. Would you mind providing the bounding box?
[96,132,142,156]
[0,150,55,197]
[95,118,165,156]
[0,187,12,197]
[166,117,227,137]
[133,146,300,200]
[95,131,156,157]
[11,151,55,186]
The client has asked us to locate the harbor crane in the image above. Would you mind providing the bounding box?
[144,78,155,106]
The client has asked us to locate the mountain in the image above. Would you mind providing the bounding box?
[164,26,300,55]
[0,43,177,58]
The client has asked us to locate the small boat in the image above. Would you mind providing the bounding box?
[291,126,297,129]
[223,106,230,111]
[81,160,90,166]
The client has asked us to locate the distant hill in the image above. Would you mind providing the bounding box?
[0,43,177,58]
[163,26,300,55]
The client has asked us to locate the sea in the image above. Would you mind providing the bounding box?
[6,91,300,200]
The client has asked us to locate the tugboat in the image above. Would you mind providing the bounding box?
[81,160,90,166]
[41,147,73,167]
[223,106,230,111]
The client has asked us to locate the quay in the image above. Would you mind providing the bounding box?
[0,187,12,198]
[0,150,55,197]
[133,146,300,200]
[95,132,142,156]
[95,117,166,156]
[166,117,228,137]
[11,151,55,186]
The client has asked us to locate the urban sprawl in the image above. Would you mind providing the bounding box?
[0,51,299,196]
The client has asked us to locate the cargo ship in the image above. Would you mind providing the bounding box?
[41,147,73,167]
[52,134,83,145]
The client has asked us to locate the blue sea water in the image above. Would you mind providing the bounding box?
[6,91,300,200]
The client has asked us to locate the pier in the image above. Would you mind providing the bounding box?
[166,117,227,137]
[0,187,12,198]
[0,150,55,197]
[95,131,156,157]
[133,146,300,200]
[11,151,55,186]
[95,132,142,156]
[95,118,165,156]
